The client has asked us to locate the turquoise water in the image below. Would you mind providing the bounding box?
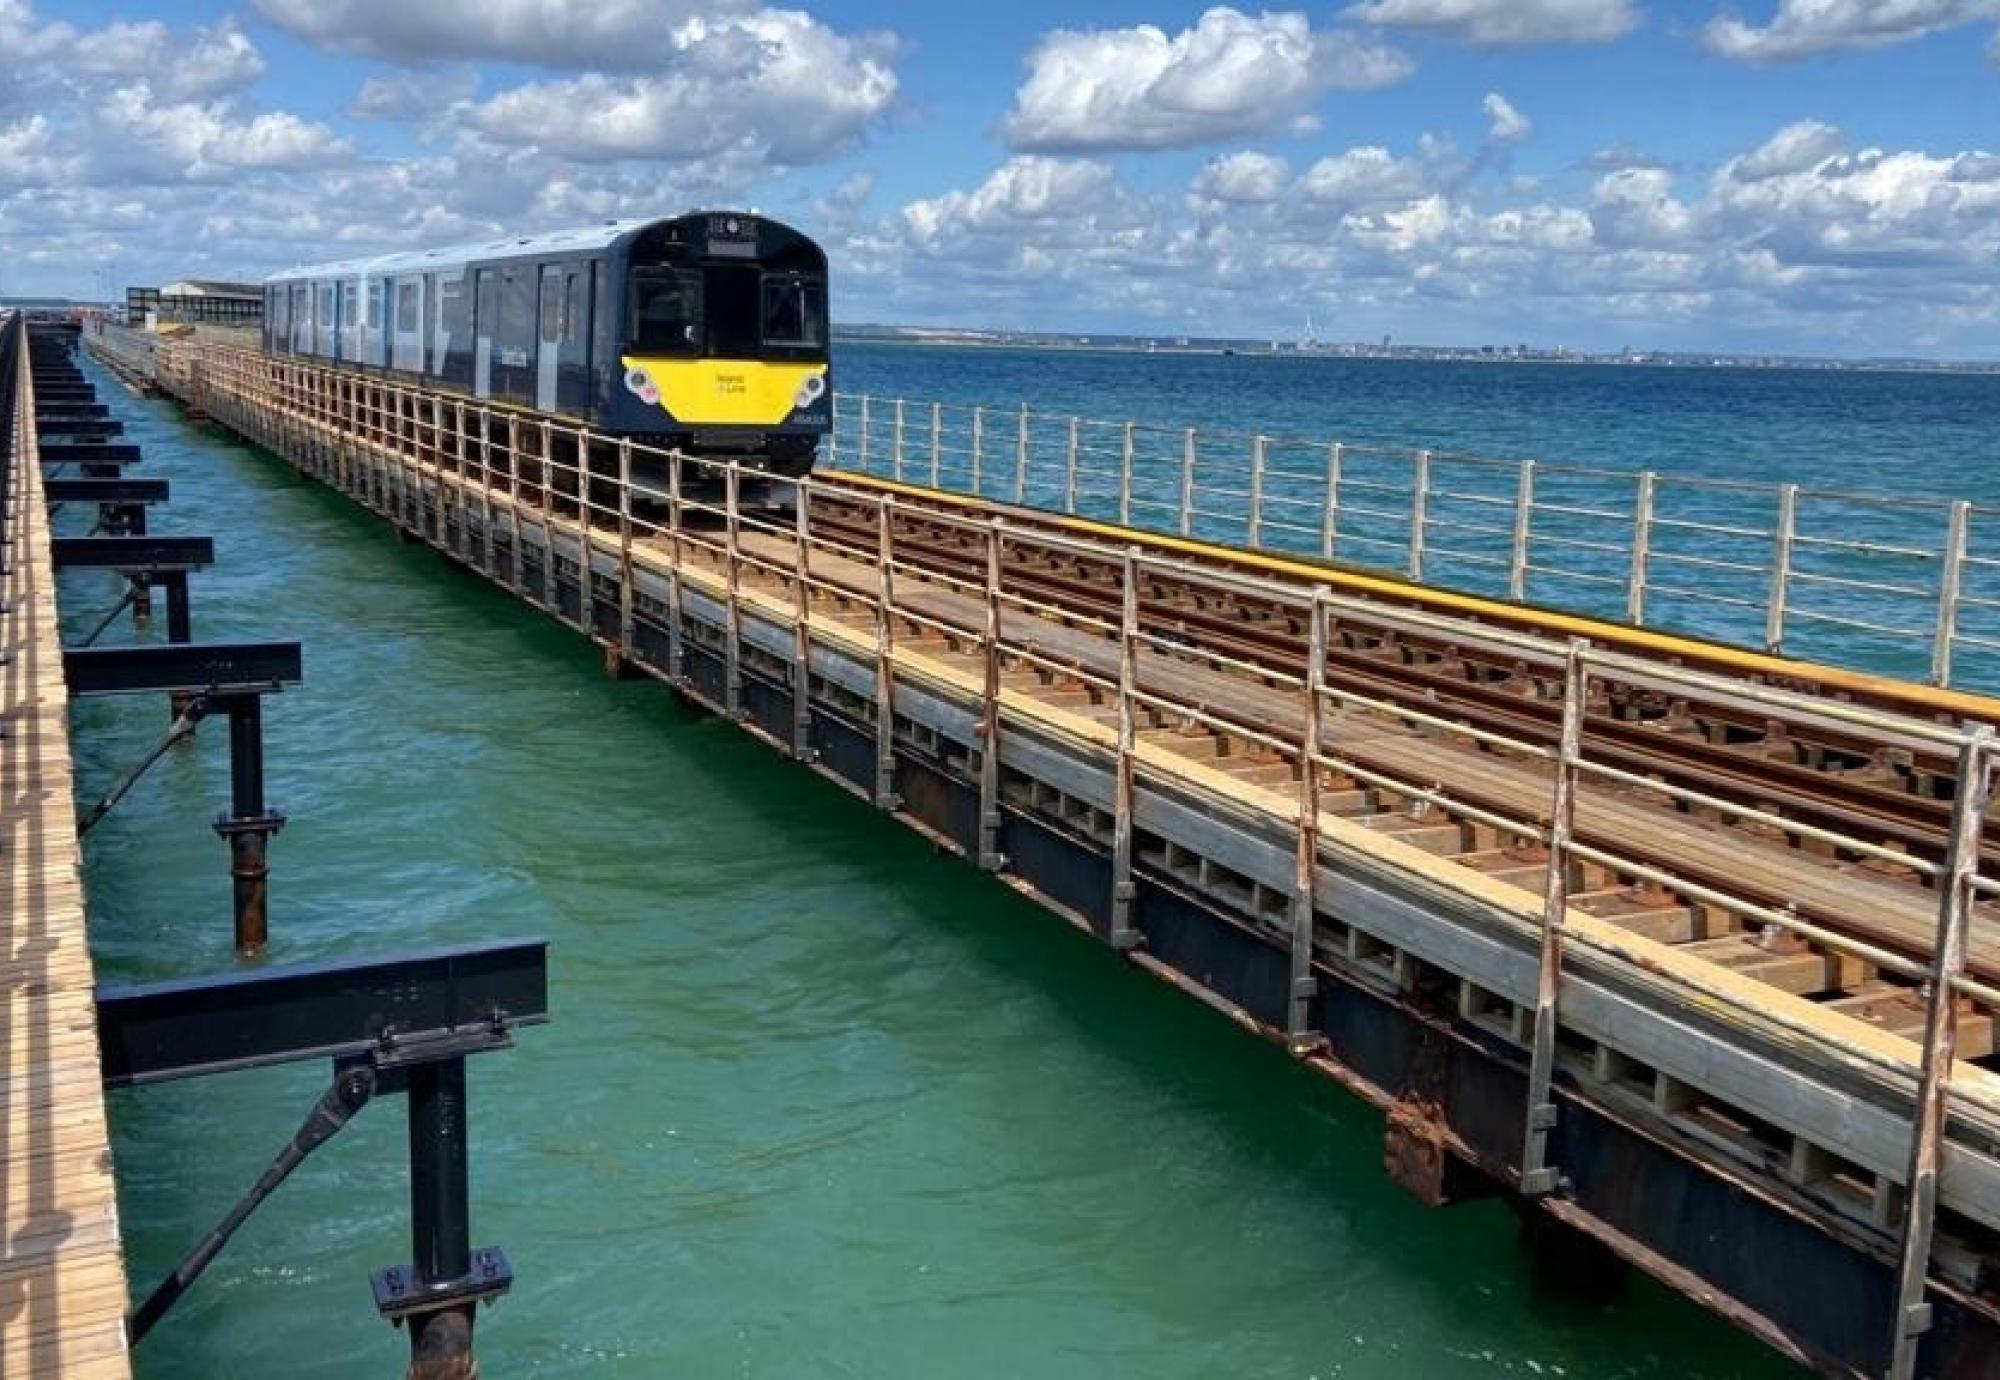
[65,351,1804,1379]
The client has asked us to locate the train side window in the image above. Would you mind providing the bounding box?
[397,281,419,333]
[761,276,825,349]
[628,267,699,353]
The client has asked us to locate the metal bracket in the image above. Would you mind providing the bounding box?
[374,1247,514,1325]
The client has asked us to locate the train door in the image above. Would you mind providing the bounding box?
[558,262,592,412]
[342,278,362,362]
[536,263,561,412]
[423,273,442,375]
[473,267,495,398]
[317,282,336,356]
[494,264,533,402]
[292,284,311,354]
[365,279,386,366]
[392,277,423,371]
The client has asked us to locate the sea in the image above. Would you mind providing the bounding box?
[76,343,1996,1379]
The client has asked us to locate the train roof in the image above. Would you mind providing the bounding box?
[263,217,662,286]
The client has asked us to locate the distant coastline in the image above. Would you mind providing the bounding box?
[833,324,2000,377]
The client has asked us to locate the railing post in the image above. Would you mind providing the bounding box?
[1522,638,1588,1196]
[1627,471,1656,626]
[1065,417,1081,515]
[1888,727,1992,1380]
[1321,443,1342,559]
[616,439,634,658]
[1509,459,1535,602]
[1933,499,1970,687]
[1288,591,1328,1050]
[667,449,687,685]
[1179,429,1197,537]
[970,405,985,495]
[1014,404,1030,504]
[857,395,871,471]
[723,461,743,719]
[1766,482,1798,655]
[791,483,814,760]
[979,519,1006,870]
[929,402,942,489]
[1109,547,1142,950]
[1118,422,1134,527]
[1409,448,1431,582]
[1249,435,1267,548]
[891,398,905,483]
[873,497,899,808]
[506,415,526,595]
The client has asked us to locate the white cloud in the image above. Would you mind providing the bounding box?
[1193,151,1291,203]
[255,0,759,69]
[1701,0,2000,63]
[1298,146,1433,209]
[844,111,2000,353]
[349,70,478,121]
[453,10,896,165]
[1482,92,1531,143]
[1727,118,1844,179]
[1002,8,1410,154]
[94,83,351,181]
[0,4,264,101]
[1342,0,1639,46]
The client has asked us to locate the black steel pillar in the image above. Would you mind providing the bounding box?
[123,504,154,623]
[212,694,284,955]
[161,571,196,721]
[405,1058,478,1380]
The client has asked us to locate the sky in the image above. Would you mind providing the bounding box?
[3,0,1999,357]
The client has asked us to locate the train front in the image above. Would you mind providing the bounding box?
[610,213,831,476]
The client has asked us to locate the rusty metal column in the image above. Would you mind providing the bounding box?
[1109,547,1141,950]
[404,1058,476,1380]
[1888,726,1993,1380]
[213,693,284,956]
[1521,639,1588,1196]
[977,518,1005,870]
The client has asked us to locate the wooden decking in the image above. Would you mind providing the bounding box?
[1,369,132,1377]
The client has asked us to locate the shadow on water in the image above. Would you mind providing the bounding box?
[76,364,1799,1379]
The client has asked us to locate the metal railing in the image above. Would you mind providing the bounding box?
[116,331,2000,1375]
[827,394,2000,695]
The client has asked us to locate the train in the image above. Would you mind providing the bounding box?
[260,212,831,475]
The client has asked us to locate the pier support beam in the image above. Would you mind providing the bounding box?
[402,1058,479,1380]
[215,693,284,956]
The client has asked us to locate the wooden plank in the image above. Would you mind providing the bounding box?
[1,345,135,1380]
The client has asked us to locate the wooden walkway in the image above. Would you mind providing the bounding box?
[1,357,133,1378]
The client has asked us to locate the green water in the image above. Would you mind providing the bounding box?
[65,360,1798,1378]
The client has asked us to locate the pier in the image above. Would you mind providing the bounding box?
[3,316,546,1379]
[2,318,133,1379]
[83,319,2000,1380]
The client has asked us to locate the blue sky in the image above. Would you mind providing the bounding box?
[6,0,2000,355]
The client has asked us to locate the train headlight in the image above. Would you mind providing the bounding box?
[793,373,826,409]
[624,366,651,395]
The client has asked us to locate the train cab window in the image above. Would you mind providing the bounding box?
[629,267,699,353]
[762,275,825,349]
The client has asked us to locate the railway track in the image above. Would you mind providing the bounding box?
[768,478,2000,1054]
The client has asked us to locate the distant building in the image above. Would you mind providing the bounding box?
[128,279,262,328]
